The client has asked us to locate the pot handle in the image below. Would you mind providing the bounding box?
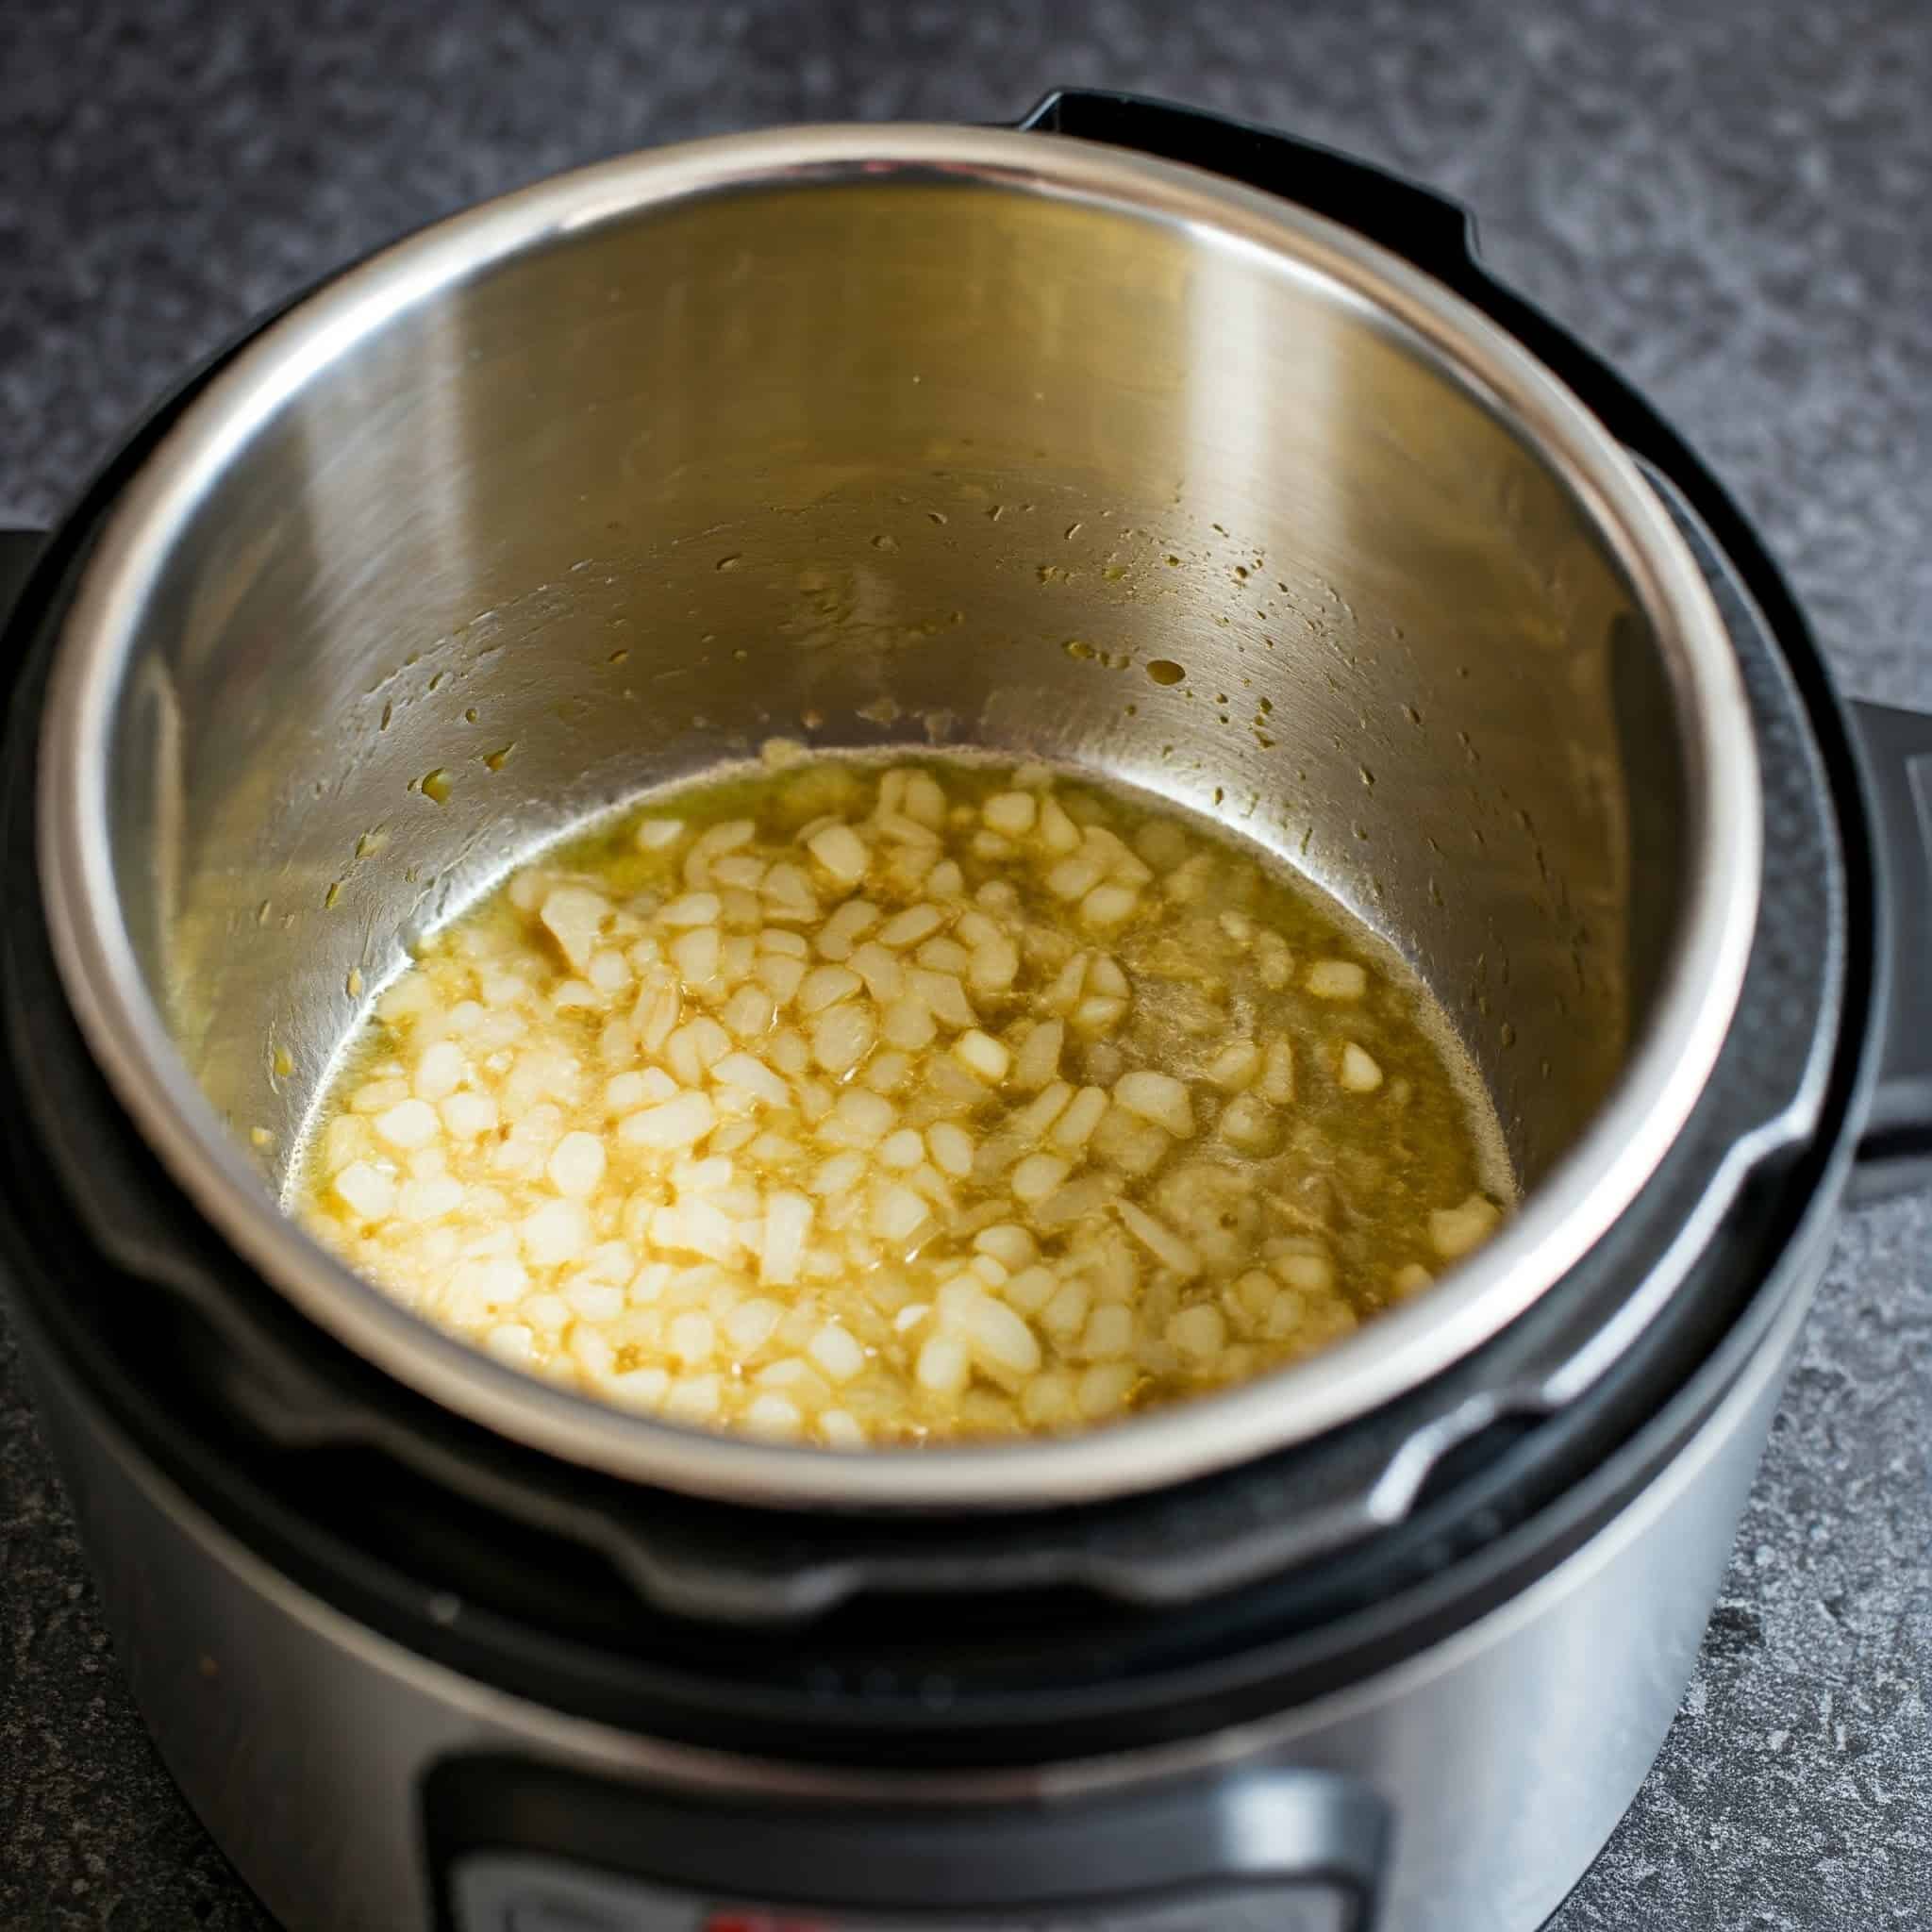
[1847,700,1932,1200]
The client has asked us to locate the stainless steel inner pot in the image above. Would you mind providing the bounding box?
[38,125,1759,1507]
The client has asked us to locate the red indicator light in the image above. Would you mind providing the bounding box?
[706,1915,832,1932]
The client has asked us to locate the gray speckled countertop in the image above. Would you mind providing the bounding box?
[2,2,1928,1927]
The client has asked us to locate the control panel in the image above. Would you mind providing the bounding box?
[424,1757,1386,1932]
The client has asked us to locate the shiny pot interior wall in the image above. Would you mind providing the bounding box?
[108,172,1672,1193]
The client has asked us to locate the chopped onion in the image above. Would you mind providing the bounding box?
[297,757,1502,1448]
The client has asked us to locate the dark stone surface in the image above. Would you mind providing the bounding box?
[1,1,1927,1927]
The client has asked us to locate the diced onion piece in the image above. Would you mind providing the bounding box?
[1307,958,1368,1000]
[539,885,609,973]
[967,935,1020,998]
[668,1311,717,1365]
[658,891,722,928]
[1011,1018,1063,1093]
[1038,795,1080,855]
[815,898,879,961]
[725,1296,784,1354]
[1030,1175,1113,1228]
[414,1040,466,1101]
[1073,994,1127,1036]
[635,817,685,851]
[609,1364,671,1408]
[953,1029,1009,1083]
[881,995,938,1052]
[926,1121,975,1177]
[707,1051,788,1112]
[983,791,1036,836]
[1079,1303,1132,1360]
[1046,856,1105,902]
[1076,1360,1137,1419]
[1051,1085,1108,1151]
[1219,1091,1279,1156]
[485,1323,537,1368]
[761,861,819,921]
[563,1277,624,1323]
[1010,1152,1073,1204]
[1429,1193,1500,1259]
[634,968,683,1051]
[903,771,948,829]
[720,983,776,1041]
[588,949,632,995]
[619,1090,716,1150]
[916,1332,972,1395]
[872,1183,932,1244]
[756,953,808,1006]
[808,1322,866,1383]
[957,1293,1041,1381]
[334,1161,395,1222]
[1079,882,1140,930]
[1043,953,1088,1014]
[664,1374,723,1423]
[807,823,871,887]
[1040,1277,1090,1341]
[1117,1198,1202,1278]
[1015,1081,1073,1140]
[879,903,945,949]
[1167,1302,1227,1361]
[375,1097,441,1150]
[441,1091,499,1140]
[670,925,722,990]
[1339,1042,1384,1092]
[522,1198,591,1266]
[1275,1250,1336,1292]
[974,1224,1037,1270]
[546,1131,607,1197]
[1205,1040,1261,1092]
[992,1266,1053,1317]
[1112,1069,1193,1138]
[811,1001,876,1074]
[753,1190,815,1282]
[796,963,862,1015]
[908,970,975,1031]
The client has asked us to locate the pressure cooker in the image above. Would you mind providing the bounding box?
[4,91,1928,1932]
